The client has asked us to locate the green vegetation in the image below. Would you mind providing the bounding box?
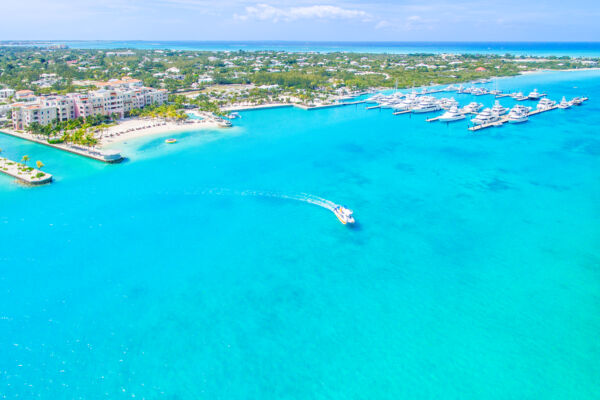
[128,104,187,120]
[25,114,118,146]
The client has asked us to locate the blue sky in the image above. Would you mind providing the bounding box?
[2,0,599,41]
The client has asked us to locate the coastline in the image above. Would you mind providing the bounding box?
[99,116,225,147]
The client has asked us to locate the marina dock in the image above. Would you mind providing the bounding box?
[0,129,123,163]
[0,157,53,185]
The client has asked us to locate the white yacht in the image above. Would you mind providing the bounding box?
[392,95,420,111]
[537,98,556,110]
[512,92,528,101]
[490,89,502,96]
[507,105,529,123]
[439,97,459,110]
[462,102,483,114]
[411,97,441,113]
[490,100,509,116]
[472,108,500,125]
[557,96,571,109]
[528,89,542,100]
[438,106,466,122]
[472,87,489,96]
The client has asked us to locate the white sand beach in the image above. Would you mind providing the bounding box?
[99,114,228,147]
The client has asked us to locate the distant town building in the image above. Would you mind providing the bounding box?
[0,88,15,99]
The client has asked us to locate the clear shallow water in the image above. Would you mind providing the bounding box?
[52,41,600,57]
[1,70,599,399]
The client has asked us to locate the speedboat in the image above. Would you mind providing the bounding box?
[334,206,355,225]
[528,89,542,100]
[557,96,571,109]
[411,97,441,113]
[472,108,500,125]
[438,106,465,122]
[491,100,509,115]
[537,98,556,110]
[462,102,483,114]
[507,105,529,123]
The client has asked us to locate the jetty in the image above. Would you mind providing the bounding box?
[393,110,411,115]
[469,106,556,131]
[0,157,52,185]
[0,129,123,163]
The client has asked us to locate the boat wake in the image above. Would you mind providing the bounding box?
[201,188,338,212]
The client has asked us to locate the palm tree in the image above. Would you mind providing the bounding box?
[21,155,30,166]
[36,160,44,170]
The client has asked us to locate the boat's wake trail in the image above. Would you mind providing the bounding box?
[201,188,338,212]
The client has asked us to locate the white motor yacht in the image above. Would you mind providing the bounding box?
[462,102,483,114]
[472,108,500,125]
[528,89,542,100]
[491,100,509,116]
[507,105,529,123]
[512,92,528,101]
[537,98,556,110]
[411,97,441,113]
[438,106,466,122]
[557,96,571,109]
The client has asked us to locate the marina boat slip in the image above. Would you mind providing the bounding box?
[491,100,509,116]
[472,108,500,125]
[438,106,466,122]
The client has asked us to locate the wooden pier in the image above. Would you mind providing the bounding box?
[393,110,411,115]
[0,157,52,185]
[366,105,381,110]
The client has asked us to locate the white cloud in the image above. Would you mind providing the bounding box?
[235,4,371,22]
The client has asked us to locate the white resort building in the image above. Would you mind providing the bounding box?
[10,77,168,130]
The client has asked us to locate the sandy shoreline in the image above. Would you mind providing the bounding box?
[99,114,226,147]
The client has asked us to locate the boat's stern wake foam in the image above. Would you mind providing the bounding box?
[200,188,340,213]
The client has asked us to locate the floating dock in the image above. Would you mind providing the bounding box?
[0,129,123,163]
[0,157,52,185]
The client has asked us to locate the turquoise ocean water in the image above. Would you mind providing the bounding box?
[42,41,600,57]
[1,70,599,399]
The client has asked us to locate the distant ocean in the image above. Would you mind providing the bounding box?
[41,41,600,57]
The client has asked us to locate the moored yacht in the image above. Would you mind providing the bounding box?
[462,102,483,114]
[491,100,509,115]
[472,108,500,125]
[557,96,571,109]
[333,206,355,225]
[528,89,542,100]
[507,105,529,123]
[411,97,441,113]
[512,92,528,101]
[438,97,459,110]
[438,106,466,122]
[537,98,556,110]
